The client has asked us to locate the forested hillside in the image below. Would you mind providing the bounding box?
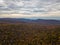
[0,23,60,45]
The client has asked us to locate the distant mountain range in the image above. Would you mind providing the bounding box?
[0,18,60,25]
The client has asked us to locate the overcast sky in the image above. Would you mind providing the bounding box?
[0,0,60,20]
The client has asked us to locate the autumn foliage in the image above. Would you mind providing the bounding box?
[0,23,60,45]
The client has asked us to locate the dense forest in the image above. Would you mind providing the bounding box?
[0,23,60,45]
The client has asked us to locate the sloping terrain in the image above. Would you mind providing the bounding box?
[0,23,60,45]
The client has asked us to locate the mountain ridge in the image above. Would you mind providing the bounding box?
[0,18,60,25]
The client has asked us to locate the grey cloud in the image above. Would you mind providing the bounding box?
[0,0,60,14]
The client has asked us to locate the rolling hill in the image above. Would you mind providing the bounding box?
[0,18,60,25]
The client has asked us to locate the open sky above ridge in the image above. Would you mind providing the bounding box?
[0,0,60,20]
